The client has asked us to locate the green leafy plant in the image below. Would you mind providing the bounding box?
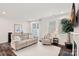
[61,18,74,43]
[61,18,74,33]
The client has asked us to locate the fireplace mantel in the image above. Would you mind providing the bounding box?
[71,32,79,56]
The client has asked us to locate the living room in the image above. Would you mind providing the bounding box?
[0,3,79,56]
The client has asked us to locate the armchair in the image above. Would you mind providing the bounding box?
[42,33,53,45]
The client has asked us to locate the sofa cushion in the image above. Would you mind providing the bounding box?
[16,40,27,45]
[14,36,21,41]
[29,34,34,39]
[44,33,50,39]
[44,33,54,39]
[22,35,29,40]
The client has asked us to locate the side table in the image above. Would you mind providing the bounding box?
[53,37,59,45]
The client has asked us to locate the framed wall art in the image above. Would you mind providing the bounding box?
[14,24,22,33]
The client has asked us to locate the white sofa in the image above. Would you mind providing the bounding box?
[11,33,38,50]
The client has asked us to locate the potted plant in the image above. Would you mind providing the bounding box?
[61,18,74,42]
[61,18,74,49]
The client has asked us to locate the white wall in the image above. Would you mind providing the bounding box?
[0,13,69,43]
[0,18,31,43]
[39,13,69,38]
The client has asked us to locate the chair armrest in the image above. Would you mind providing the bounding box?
[11,40,21,50]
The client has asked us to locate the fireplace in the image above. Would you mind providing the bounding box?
[8,32,12,43]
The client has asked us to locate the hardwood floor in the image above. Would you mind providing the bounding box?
[51,43,72,56]
[58,44,72,56]
[0,42,73,56]
[0,42,16,56]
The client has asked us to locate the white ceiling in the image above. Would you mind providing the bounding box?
[0,3,78,21]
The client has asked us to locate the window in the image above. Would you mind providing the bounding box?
[37,23,39,29]
[49,21,56,33]
[33,24,36,29]
[32,22,40,38]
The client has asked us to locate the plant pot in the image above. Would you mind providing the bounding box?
[65,42,72,49]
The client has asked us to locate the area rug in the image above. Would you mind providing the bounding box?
[15,42,61,56]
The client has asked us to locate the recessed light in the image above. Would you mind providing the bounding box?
[2,11,6,15]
